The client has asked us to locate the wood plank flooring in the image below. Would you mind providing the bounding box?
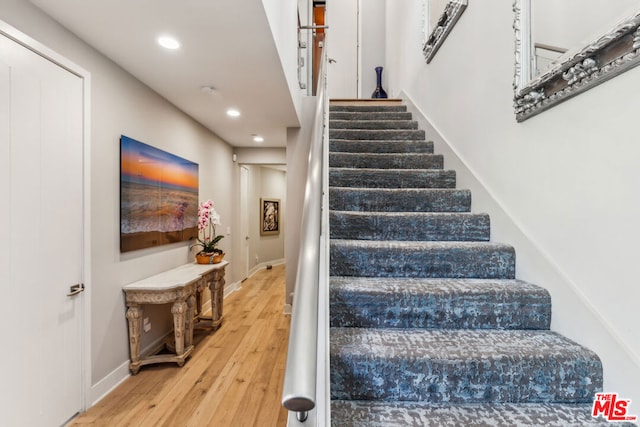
[69,265,290,427]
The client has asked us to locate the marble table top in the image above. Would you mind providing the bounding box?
[123,260,229,292]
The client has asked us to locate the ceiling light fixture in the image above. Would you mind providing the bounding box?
[157,35,181,50]
[253,135,264,143]
[226,109,241,118]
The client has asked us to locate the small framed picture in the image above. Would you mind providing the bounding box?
[260,198,280,235]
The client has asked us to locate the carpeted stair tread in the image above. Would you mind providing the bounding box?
[330,401,633,427]
[330,105,407,113]
[329,153,443,169]
[330,119,419,130]
[329,277,551,329]
[329,168,456,189]
[330,139,434,154]
[327,101,607,424]
[330,240,515,279]
[329,188,471,212]
[330,111,413,121]
[329,211,490,241]
[330,328,602,403]
[330,129,426,141]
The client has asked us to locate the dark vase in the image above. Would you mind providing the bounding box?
[371,66,388,99]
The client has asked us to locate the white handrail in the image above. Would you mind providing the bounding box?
[281,43,329,424]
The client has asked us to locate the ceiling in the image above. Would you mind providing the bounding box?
[29,0,300,148]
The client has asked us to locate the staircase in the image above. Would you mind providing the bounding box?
[327,101,625,426]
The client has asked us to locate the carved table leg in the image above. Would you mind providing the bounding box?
[195,287,202,317]
[126,304,143,374]
[171,299,187,356]
[185,293,196,348]
[210,268,226,330]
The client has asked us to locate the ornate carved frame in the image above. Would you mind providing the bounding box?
[423,0,468,64]
[513,0,640,122]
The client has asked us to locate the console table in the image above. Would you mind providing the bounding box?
[174,262,227,330]
[123,261,228,374]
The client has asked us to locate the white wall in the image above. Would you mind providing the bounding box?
[285,96,316,306]
[386,0,640,403]
[245,165,286,270]
[360,0,387,97]
[235,147,286,164]
[0,0,238,403]
[262,0,303,119]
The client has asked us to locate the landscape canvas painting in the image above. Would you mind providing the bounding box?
[120,135,199,252]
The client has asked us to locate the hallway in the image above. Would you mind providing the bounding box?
[69,265,289,426]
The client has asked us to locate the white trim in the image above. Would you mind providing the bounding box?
[89,361,130,407]
[0,21,89,78]
[224,280,242,298]
[88,330,170,406]
[247,258,286,278]
[0,20,93,412]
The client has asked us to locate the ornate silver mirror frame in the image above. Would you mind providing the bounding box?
[423,0,468,64]
[514,0,640,122]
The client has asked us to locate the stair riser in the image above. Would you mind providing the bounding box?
[330,129,426,141]
[330,105,407,113]
[330,401,627,427]
[329,212,490,241]
[329,189,471,212]
[330,242,516,279]
[330,299,551,329]
[329,292,551,330]
[330,140,434,154]
[330,120,419,130]
[330,356,601,403]
[330,169,456,189]
[329,153,443,169]
[330,111,413,121]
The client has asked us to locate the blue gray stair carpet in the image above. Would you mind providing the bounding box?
[328,102,631,426]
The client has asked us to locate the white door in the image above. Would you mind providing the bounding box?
[240,166,250,280]
[326,0,360,99]
[0,30,85,426]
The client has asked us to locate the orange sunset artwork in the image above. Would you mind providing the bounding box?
[120,135,199,252]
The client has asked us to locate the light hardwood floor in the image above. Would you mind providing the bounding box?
[69,265,290,427]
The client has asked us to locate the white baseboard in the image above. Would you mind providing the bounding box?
[283,304,292,315]
[89,331,174,405]
[247,258,285,278]
[224,280,242,298]
[89,360,130,407]
[88,280,243,408]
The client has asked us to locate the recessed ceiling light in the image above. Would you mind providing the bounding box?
[253,135,264,143]
[157,35,180,50]
[226,109,241,118]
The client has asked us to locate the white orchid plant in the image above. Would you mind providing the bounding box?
[192,199,224,255]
